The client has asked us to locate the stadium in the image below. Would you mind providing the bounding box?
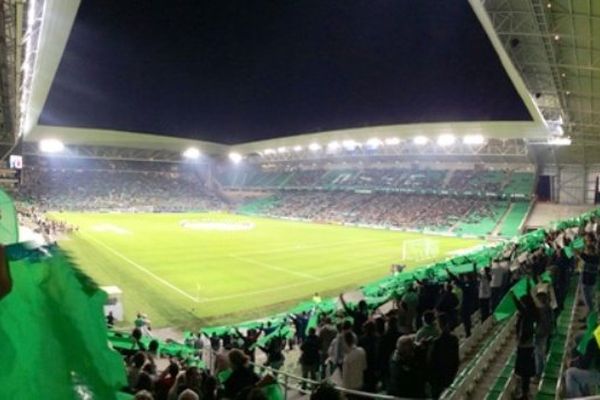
[0,1,599,399]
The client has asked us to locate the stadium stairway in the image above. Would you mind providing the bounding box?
[497,202,531,238]
[490,202,516,237]
[535,279,580,400]
[441,314,517,400]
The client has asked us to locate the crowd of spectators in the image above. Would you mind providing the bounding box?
[17,205,77,240]
[221,167,532,196]
[262,191,501,232]
[18,158,225,212]
[115,213,600,400]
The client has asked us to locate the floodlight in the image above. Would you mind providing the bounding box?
[366,138,382,149]
[39,139,64,153]
[308,143,321,152]
[229,152,243,163]
[548,137,571,146]
[462,135,485,145]
[384,137,401,146]
[342,140,359,150]
[293,145,303,152]
[437,134,456,147]
[264,148,276,155]
[277,147,287,154]
[183,147,200,159]
[327,141,341,151]
[413,136,429,145]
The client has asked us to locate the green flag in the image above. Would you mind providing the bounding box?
[0,245,126,399]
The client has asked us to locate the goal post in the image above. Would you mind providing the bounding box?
[402,238,439,261]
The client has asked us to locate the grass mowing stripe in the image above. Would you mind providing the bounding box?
[82,233,200,303]
[228,254,320,281]
[198,259,395,303]
[53,212,485,327]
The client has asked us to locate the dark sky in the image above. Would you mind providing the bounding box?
[39,0,531,144]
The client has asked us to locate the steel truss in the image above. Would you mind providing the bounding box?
[481,0,599,164]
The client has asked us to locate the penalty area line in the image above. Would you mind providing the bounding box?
[82,234,200,303]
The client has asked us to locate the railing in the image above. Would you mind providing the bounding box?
[248,361,418,400]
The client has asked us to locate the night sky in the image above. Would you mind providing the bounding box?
[39,0,531,144]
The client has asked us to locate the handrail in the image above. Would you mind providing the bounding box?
[248,360,419,400]
[555,283,583,399]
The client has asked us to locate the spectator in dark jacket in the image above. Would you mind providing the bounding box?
[222,349,259,399]
[511,283,537,400]
[359,321,380,392]
[388,336,425,398]
[428,313,459,398]
[447,268,478,337]
[300,327,321,386]
[378,316,400,390]
[340,294,369,335]
[435,283,460,331]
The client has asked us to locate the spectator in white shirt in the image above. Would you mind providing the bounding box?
[490,261,508,310]
[342,331,367,391]
[478,265,492,320]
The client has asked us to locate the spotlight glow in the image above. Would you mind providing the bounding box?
[342,140,359,150]
[308,143,322,152]
[413,136,429,145]
[462,135,485,145]
[327,141,341,151]
[293,145,303,152]
[384,137,401,146]
[366,138,382,149]
[277,147,287,154]
[39,139,65,153]
[228,152,243,163]
[182,147,200,159]
[263,148,276,155]
[437,134,456,147]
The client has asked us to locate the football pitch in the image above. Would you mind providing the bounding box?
[52,212,485,329]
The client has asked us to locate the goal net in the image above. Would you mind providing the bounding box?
[402,238,439,261]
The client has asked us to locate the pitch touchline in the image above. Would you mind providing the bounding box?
[227,254,320,281]
[82,234,200,303]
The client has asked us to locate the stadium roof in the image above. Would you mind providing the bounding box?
[8,0,598,161]
[16,0,547,151]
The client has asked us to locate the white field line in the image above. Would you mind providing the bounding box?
[197,260,388,303]
[230,236,399,257]
[228,254,320,281]
[82,234,200,303]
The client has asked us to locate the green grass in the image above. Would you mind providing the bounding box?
[52,212,484,329]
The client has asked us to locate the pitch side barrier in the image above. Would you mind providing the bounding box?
[199,208,600,343]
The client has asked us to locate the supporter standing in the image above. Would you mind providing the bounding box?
[387,336,426,398]
[446,268,478,337]
[427,313,459,399]
[341,332,367,392]
[435,283,459,331]
[490,261,508,311]
[358,320,380,392]
[222,349,259,399]
[577,243,600,317]
[478,264,492,320]
[339,295,370,336]
[317,317,337,378]
[300,327,321,387]
[510,281,537,400]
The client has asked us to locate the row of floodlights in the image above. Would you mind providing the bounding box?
[37,134,570,164]
[38,139,245,164]
[260,134,487,156]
